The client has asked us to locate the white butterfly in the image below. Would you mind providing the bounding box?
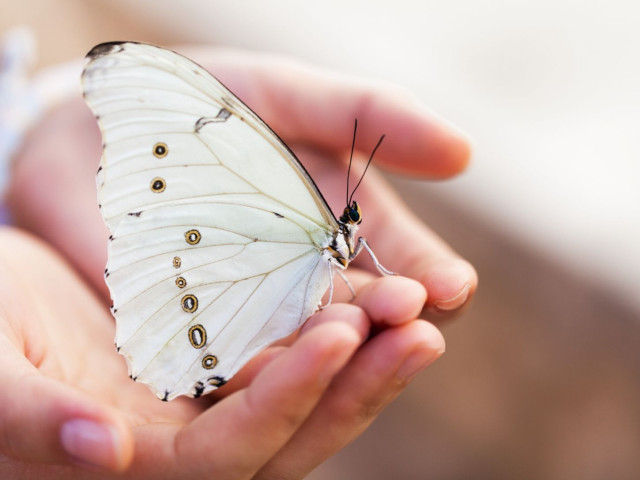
[81,42,392,401]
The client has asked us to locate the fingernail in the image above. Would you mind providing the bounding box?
[60,419,120,470]
[396,347,444,382]
[433,283,471,312]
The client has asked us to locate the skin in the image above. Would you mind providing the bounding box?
[1,47,477,479]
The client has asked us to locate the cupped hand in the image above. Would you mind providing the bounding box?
[0,228,443,478]
[2,45,476,478]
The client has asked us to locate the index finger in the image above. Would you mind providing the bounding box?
[194,48,472,178]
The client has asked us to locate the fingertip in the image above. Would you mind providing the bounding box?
[419,105,473,177]
[417,319,447,354]
[372,97,473,179]
[395,321,446,381]
[56,398,134,473]
[354,275,427,326]
[416,258,478,313]
[60,415,133,472]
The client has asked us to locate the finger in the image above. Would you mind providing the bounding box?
[258,320,445,479]
[302,300,371,335]
[210,302,371,399]
[352,275,427,326]
[353,168,478,314]
[191,47,472,179]
[172,316,363,478]
[0,347,133,472]
[205,346,288,399]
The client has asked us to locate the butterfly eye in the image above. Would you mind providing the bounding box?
[349,202,362,224]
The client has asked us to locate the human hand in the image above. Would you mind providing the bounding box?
[4,46,476,478]
[0,228,442,478]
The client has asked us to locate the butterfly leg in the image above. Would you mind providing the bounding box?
[336,269,356,300]
[319,260,356,309]
[318,263,335,310]
[352,237,396,276]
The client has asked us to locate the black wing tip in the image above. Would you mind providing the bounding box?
[86,41,152,60]
[86,41,126,60]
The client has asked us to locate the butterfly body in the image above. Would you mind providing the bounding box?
[82,42,387,401]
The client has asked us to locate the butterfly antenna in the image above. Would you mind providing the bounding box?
[346,118,358,207]
[348,133,385,205]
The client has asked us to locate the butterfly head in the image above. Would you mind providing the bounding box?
[340,201,362,225]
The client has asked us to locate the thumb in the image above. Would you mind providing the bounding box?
[0,365,134,472]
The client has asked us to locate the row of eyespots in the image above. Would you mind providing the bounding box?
[171,231,200,292]
[176,228,218,372]
[152,140,218,374]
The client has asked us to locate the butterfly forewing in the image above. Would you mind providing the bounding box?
[83,42,338,400]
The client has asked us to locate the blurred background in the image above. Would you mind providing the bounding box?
[2,1,639,478]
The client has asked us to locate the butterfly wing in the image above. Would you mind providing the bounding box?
[82,42,338,400]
